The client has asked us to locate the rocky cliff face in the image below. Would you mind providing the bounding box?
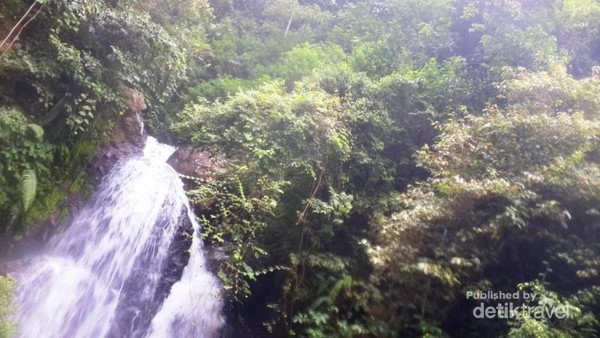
[90,87,229,185]
[166,146,225,181]
[89,88,148,181]
[2,89,150,260]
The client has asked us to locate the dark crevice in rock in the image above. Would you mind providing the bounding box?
[108,206,194,338]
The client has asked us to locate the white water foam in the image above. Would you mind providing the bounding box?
[14,137,223,338]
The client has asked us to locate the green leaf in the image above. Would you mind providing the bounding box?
[20,169,37,212]
[26,124,44,141]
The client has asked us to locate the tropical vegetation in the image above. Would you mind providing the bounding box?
[1,0,600,336]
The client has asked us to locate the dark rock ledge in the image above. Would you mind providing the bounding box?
[89,88,148,182]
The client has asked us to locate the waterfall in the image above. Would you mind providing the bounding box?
[14,137,224,338]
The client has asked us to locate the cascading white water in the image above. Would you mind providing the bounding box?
[14,137,224,338]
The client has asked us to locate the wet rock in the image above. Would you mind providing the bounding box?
[109,206,194,338]
[90,88,148,181]
[25,191,84,242]
[167,147,226,181]
[90,143,143,180]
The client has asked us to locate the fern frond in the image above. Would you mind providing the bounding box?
[20,169,37,211]
[328,275,353,302]
[26,123,44,140]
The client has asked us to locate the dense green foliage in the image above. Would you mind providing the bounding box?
[0,0,189,234]
[0,276,14,338]
[2,0,600,337]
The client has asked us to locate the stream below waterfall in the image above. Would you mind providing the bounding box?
[13,137,224,338]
